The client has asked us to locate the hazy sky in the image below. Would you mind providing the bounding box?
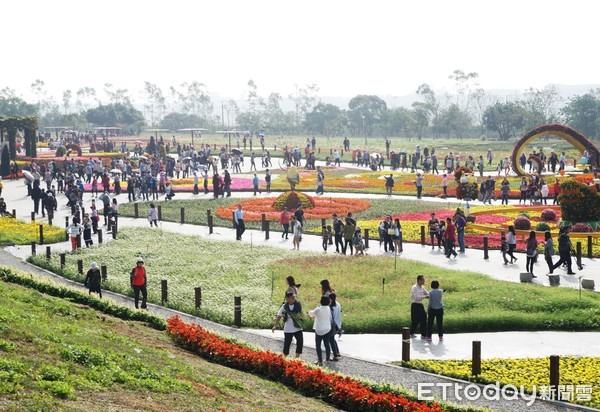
[3,0,598,102]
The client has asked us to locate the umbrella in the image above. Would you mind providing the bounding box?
[110,169,122,174]
[196,164,208,170]
[231,149,242,155]
[138,155,148,160]
[22,170,34,181]
[258,133,265,137]
[182,156,192,161]
[399,151,407,155]
[370,152,382,159]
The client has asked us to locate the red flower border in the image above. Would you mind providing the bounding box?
[167,316,445,412]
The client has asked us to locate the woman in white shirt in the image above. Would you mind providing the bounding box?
[308,296,332,365]
[292,216,302,250]
[506,225,518,264]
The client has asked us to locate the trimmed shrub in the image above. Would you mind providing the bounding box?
[535,222,551,232]
[456,182,478,200]
[540,209,557,222]
[55,146,67,157]
[571,223,593,233]
[514,216,531,230]
[271,191,315,211]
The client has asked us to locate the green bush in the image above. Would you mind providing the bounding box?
[535,222,551,232]
[55,146,67,157]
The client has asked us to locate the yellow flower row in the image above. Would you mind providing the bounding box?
[407,357,600,408]
[0,217,65,245]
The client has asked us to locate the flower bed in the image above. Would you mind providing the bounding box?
[215,196,372,221]
[167,316,446,412]
[404,357,600,409]
[0,217,65,245]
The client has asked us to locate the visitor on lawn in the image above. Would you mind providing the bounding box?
[272,292,304,359]
[426,280,443,341]
[410,275,429,339]
[130,257,148,309]
[84,262,102,299]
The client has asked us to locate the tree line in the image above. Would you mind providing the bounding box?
[2,71,600,140]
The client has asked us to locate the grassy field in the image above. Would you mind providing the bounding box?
[28,228,600,333]
[164,133,591,166]
[0,278,337,412]
[118,197,456,231]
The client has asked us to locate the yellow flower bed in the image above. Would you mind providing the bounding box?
[0,217,65,245]
[407,357,600,408]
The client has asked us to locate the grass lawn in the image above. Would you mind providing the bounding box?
[28,228,600,333]
[0,278,337,412]
[118,197,456,231]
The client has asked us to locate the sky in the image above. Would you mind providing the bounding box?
[2,0,598,104]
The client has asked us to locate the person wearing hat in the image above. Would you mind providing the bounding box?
[272,291,304,359]
[84,262,102,298]
[130,258,148,309]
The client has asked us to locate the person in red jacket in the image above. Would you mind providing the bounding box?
[443,217,458,258]
[130,257,147,309]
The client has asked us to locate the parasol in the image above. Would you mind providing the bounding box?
[22,170,34,181]
[182,156,192,161]
[138,155,148,160]
[110,169,122,174]
[231,149,243,155]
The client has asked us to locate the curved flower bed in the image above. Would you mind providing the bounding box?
[167,316,445,412]
[215,196,372,221]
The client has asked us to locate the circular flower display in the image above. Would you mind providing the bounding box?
[540,209,557,222]
[514,216,531,230]
[215,196,371,221]
[271,191,315,211]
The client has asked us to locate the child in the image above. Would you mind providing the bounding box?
[501,235,509,265]
[322,225,333,251]
[353,226,365,256]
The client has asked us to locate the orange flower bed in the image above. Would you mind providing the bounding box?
[215,196,372,221]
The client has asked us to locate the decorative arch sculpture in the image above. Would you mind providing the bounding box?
[510,124,600,177]
[65,143,83,157]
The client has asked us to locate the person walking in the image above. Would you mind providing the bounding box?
[148,203,159,227]
[316,166,324,195]
[234,204,245,240]
[410,275,429,339]
[252,173,261,195]
[342,216,355,255]
[392,218,402,254]
[280,207,290,239]
[454,211,466,253]
[506,225,518,264]
[272,292,304,359]
[525,230,538,277]
[385,174,394,196]
[291,215,302,250]
[428,213,440,250]
[84,262,102,298]
[329,293,342,361]
[426,280,443,341]
[82,214,93,248]
[415,172,424,199]
[543,231,555,274]
[130,257,148,309]
[443,217,457,258]
[308,296,332,366]
[500,178,510,205]
[333,213,344,253]
[67,219,82,251]
[552,227,575,274]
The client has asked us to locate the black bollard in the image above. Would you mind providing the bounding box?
[180,207,185,224]
[161,280,168,304]
[577,242,582,269]
[157,205,162,221]
[234,296,242,327]
[483,236,489,259]
[195,287,202,310]
[31,212,35,222]
[65,216,69,241]
[77,259,83,275]
[364,229,370,249]
[98,229,103,244]
[45,246,51,261]
[101,265,107,281]
[60,253,65,268]
[588,236,593,259]
[261,213,266,231]
[399,231,404,252]
[265,220,270,240]
[550,355,560,389]
[134,203,139,218]
[420,225,426,245]
[472,341,481,376]
[402,327,411,362]
[208,215,214,234]
[39,224,44,245]
[12,209,16,218]
[232,211,236,229]
[31,242,36,256]
[76,234,81,249]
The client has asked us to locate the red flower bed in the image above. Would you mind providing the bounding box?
[167,316,445,412]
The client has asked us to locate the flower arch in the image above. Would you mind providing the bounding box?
[510,123,600,177]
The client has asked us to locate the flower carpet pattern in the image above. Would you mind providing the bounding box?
[215,196,372,221]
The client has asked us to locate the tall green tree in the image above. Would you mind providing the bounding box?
[86,103,145,130]
[0,97,37,116]
[142,82,166,126]
[305,103,343,136]
[521,85,561,129]
[483,101,526,140]
[348,95,387,136]
[560,90,600,138]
